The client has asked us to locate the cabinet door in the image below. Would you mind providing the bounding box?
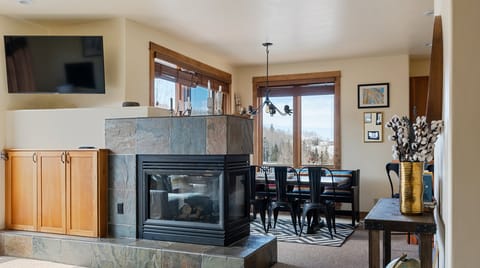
[37,151,66,234]
[5,151,37,231]
[66,150,98,237]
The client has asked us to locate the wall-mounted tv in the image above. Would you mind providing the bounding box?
[3,35,105,94]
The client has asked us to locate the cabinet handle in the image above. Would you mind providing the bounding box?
[66,152,70,164]
[61,152,65,164]
[32,152,37,163]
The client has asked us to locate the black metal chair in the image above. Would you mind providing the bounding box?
[299,166,336,239]
[270,166,302,235]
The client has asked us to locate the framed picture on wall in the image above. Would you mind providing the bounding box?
[358,83,389,108]
[364,111,383,142]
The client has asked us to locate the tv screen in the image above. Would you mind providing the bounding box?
[3,35,105,94]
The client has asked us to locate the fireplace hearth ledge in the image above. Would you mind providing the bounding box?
[0,230,277,268]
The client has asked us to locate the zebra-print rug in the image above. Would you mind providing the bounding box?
[250,218,355,247]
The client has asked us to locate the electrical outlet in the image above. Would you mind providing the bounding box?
[117,203,124,214]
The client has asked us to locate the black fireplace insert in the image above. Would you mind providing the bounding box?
[137,154,250,246]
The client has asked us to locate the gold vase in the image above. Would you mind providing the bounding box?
[399,161,424,215]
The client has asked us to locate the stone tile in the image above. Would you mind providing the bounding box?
[61,240,94,267]
[136,118,172,154]
[201,254,228,268]
[206,116,227,154]
[204,245,254,258]
[165,242,214,254]
[128,239,172,249]
[108,189,136,226]
[105,119,137,154]
[4,234,32,258]
[227,116,253,154]
[226,257,244,268]
[124,246,160,268]
[109,154,136,190]
[32,237,63,263]
[108,224,137,239]
[170,117,206,154]
[91,243,126,268]
[162,250,202,268]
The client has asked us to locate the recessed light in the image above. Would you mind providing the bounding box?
[18,0,32,4]
[423,10,434,16]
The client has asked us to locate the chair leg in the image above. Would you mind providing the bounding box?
[257,200,268,233]
[332,206,337,234]
[324,207,333,239]
[289,205,298,235]
[273,207,279,229]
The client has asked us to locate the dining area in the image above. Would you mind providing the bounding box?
[248,165,360,240]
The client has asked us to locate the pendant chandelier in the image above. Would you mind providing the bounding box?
[248,42,292,116]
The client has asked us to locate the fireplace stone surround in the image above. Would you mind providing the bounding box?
[105,115,254,240]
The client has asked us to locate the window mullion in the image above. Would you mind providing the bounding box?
[293,94,302,168]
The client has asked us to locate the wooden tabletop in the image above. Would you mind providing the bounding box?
[364,198,436,233]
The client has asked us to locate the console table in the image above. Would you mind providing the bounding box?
[364,198,436,268]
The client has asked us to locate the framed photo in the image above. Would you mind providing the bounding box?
[364,113,372,123]
[367,131,380,140]
[364,111,383,142]
[376,112,383,125]
[357,83,389,108]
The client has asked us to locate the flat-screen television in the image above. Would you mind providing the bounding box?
[3,35,105,94]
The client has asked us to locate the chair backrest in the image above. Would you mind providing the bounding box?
[306,166,334,203]
[273,166,297,202]
[386,162,399,198]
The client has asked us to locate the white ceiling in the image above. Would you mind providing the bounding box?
[0,0,434,66]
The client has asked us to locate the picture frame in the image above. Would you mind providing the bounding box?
[364,111,383,143]
[357,83,389,108]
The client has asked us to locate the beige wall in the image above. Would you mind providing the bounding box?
[434,0,480,267]
[235,54,410,212]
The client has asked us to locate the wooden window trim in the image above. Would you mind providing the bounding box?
[252,71,341,168]
[149,42,232,108]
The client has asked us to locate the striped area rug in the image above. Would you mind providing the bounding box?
[250,218,354,247]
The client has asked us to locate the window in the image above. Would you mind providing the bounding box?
[149,42,231,114]
[253,71,341,168]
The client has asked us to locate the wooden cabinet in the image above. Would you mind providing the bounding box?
[37,151,66,234]
[4,149,108,237]
[5,151,37,231]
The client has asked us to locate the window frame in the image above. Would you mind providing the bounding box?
[252,71,341,168]
[149,42,232,112]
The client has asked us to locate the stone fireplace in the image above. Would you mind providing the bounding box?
[105,115,253,246]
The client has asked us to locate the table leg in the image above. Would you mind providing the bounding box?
[369,230,380,268]
[420,233,433,268]
[383,230,391,267]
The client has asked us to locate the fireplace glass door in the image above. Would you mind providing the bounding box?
[146,170,222,225]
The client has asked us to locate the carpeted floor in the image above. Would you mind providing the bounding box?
[272,218,420,268]
[250,218,354,247]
